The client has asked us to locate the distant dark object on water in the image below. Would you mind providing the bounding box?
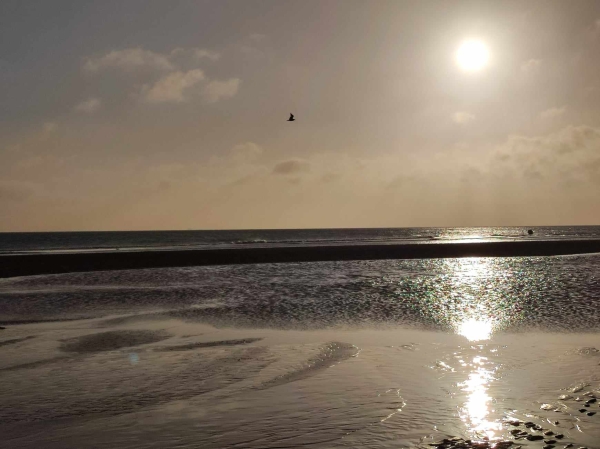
[287,113,295,122]
[528,229,534,235]
[0,326,5,330]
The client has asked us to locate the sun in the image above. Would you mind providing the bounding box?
[456,40,490,72]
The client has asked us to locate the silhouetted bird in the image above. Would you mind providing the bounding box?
[287,113,295,122]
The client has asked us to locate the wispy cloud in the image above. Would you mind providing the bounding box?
[540,106,566,119]
[239,34,269,60]
[248,33,266,42]
[192,49,220,61]
[84,47,220,73]
[83,46,237,105]
[170,47,221,61]
[492,125,600,185]
[203,78,240,103]
[141,69,205,103]
[272,159,311,175]
[74,97,101,113]
[320,172,341,183]
[0,180,36,202]
[84,48,174,72]
[452,111,475,125]
[521,59,542,74]
[43,122,58,132]
[230,142,263,163]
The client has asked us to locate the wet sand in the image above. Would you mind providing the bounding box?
[2,255,600,448]
[2,315,600,449]
[2,238,600,278]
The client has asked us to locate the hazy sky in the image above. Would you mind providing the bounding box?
[2,0,600,231]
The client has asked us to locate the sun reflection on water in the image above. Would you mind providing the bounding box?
[450,259,503,438]
[450,258,497,341]
[459,356,501,439]
[458,318,493,341]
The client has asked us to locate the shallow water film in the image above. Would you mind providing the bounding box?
[2,255,600,448]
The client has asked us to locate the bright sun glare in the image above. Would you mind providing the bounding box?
[458,318,493,341]
[456,40,490,71]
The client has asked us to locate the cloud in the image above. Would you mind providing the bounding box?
[170,47,220,61]
[230,142,263,163]
[539,106,566,119]
[203,78,240,103]
[492,125,600,184]
[586,84,600,94]
[452,111,475,125]
[85,47,220,73]
[74,97,101,113]
[0,181,35,202]
[4,143,21,154]
[43,122,58,132]
[272,159,311,175]
[83,46,238,106]
[141,69,205,103]
[4,122,600,230]
[192,49,220,61]
[239,34,269,60]
[521,59,542,74]
[248,33,266,42]
[320,172,341,183]
[84,48,174,72]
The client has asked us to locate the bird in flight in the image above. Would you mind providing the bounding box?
[287,113,295,122]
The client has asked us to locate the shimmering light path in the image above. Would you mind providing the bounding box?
[459,356,501,439]
[453,260,502,440]
[3,254,600,334]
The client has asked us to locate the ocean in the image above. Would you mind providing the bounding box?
[1,227,600,448]
[2,226,600,253]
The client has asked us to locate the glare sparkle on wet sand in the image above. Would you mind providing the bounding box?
[459,356,501,439]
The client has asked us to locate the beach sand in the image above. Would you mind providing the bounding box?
[2,315,600,449]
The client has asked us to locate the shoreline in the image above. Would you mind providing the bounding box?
[2,315,600,448]
[1,239,600,278]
